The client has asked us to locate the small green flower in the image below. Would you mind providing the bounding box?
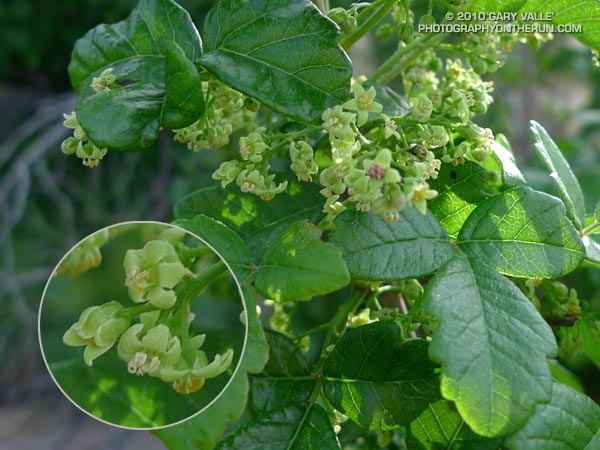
[117,322,182,376]
[212,160,242,188]
[362,149,401,184]
[239,131,268,163]
[409,93,433,123]
[61,112,108,167]
[322,105,356,142]
[323,194,347,220]
[343,83,383,126]
[290,141,318,182]
[409,183,438,214]
[63,301,129,366]
[419,125,449,149]
[236,168,265,194]
[124,240,187,309]
[160,347,235,394]
[254,174,288,201]
[319,166,346,197]
[381,114,401,140]
[90,68,117,93]
[372,183,406,220]
[344,167,384,211]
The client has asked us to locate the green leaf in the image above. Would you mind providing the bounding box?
[249,377,315,417]
[249,330,314,415]
[506,382,600,450]
[330,208,454,281]
[405,400,504,450]
[529,121,585,229]
[583,235,600,264]
[489,139,526,188]
[519,0,600,53]
[174,215,254,281]
[255,221,350,302]
[263,329,310,377]
[154,287,268,449]
[458,186,585,278]
[364,81,409,117]
[216,404,340,450]
[199,0,352,124]
[174,179,324,260]
[423,254,557,437]
[428,161,493,239]
[548,360,585,393]
[70,0,204,151]
[323,322,440,430]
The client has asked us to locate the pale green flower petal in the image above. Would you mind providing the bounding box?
[147,287,177,309]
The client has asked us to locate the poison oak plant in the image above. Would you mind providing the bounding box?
[61,0,600,448]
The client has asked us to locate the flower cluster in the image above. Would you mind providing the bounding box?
[173,80,257,152]
[63,237,234,394]
[212,129,288,201]
[117,311,233,393]
[524,279,581,320]
[61,68,119,167]
[61,112,107,167]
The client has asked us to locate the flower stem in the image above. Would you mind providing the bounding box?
[341,0,396,50]
[315,288,367,372]
[581,221,600,236]
[370,33,446,83]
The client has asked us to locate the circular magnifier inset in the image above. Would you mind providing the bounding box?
[38,221,247,429]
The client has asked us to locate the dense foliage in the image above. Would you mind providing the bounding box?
[55,0,600,448]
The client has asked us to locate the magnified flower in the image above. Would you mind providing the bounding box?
[124,240,187,309]
[63,301,129,366]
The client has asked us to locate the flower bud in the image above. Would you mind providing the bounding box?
[63,301,129,366]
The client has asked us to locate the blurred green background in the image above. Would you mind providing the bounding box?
[1,0,599,448]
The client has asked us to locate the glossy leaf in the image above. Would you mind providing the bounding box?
[405,400,504,450]
[216,404,339,450]
[428,161,493,239]
[423,254,557,437]
[506,382,600,450]
[255,221,350,302]
[490,139,525,188]
[263,329,310,377]
[199,0,352,123]
[330,208,454,281]
[174,214,254,282]
[549,360,585,393]
[250,330,314,415]
[583,235,600,264]
[364,81,409,117]
[458,186,585,278]
[530,121,585,229]
[154,287,268,449]
[323,322,440,430]
[70,0,204,151]
[249,378,315,416]
[174,179,324,259]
